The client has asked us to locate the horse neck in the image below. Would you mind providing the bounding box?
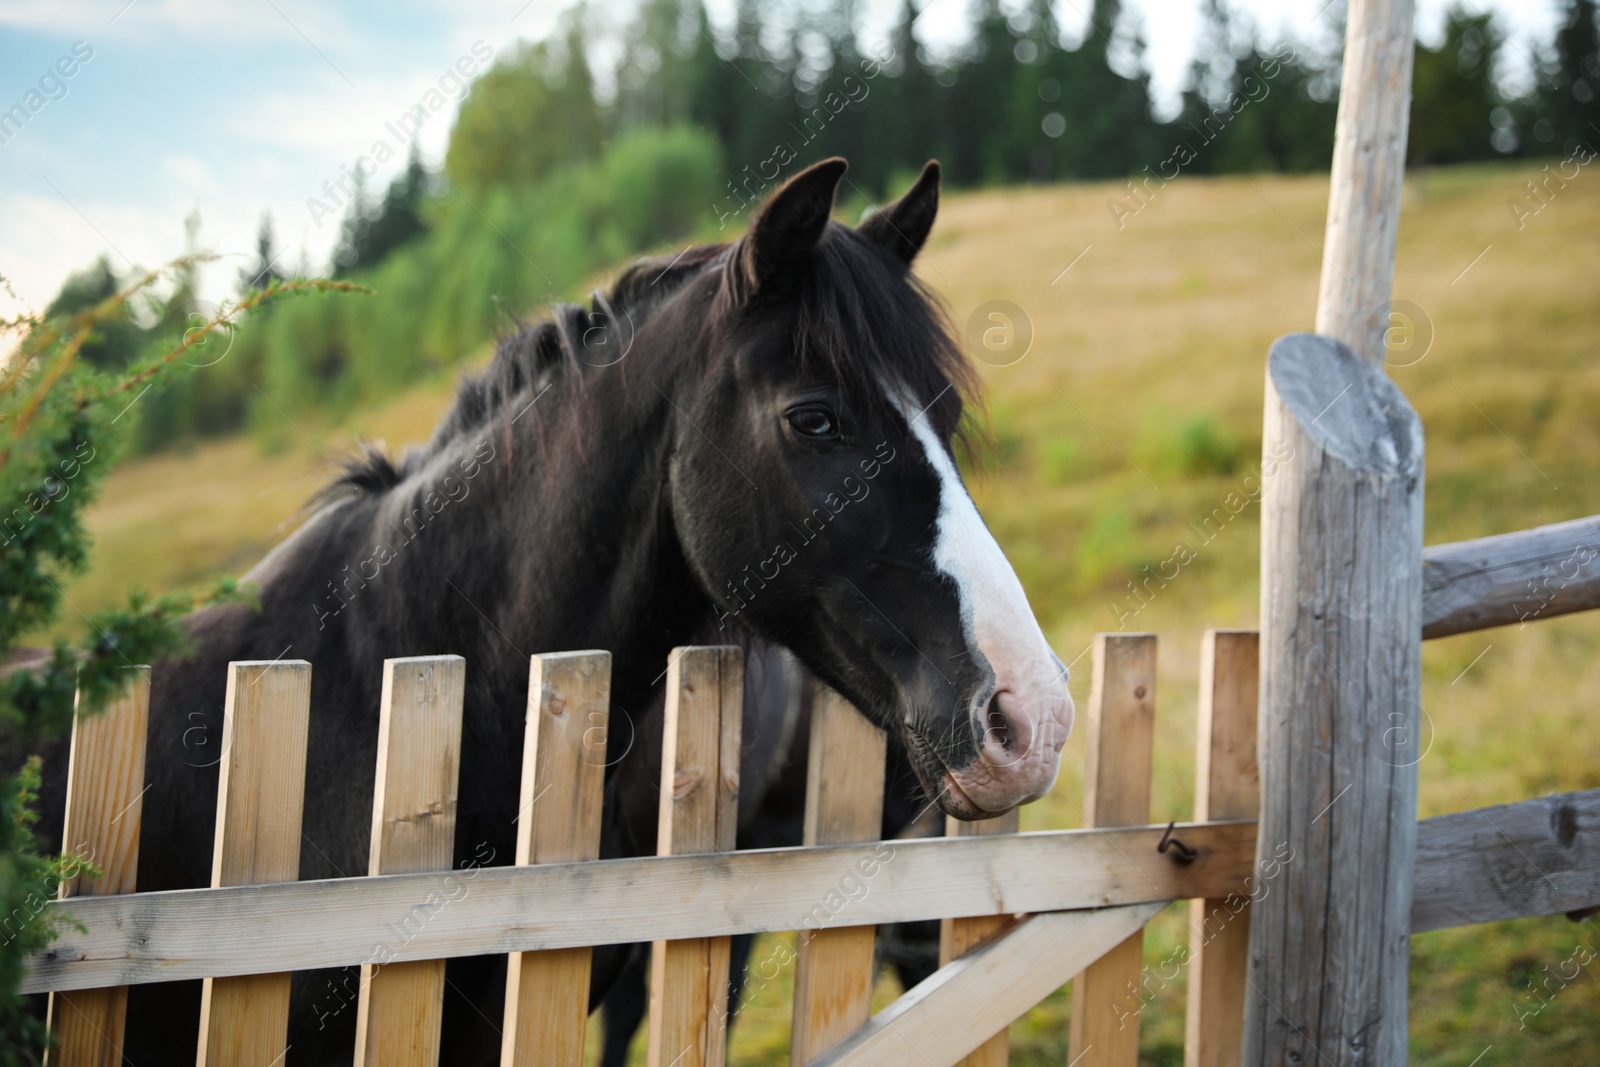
[356,358,711,702]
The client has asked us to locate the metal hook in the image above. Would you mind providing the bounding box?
[1157,820,1197,865]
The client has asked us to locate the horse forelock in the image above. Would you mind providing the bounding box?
[792,225,980,444]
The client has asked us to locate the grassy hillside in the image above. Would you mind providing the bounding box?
[51,162,1600,1064]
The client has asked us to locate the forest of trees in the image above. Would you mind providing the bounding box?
[40,0,1600,451]
[440,0,1599,198]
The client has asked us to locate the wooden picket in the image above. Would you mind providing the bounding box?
[196,660,312,1067]
[646,646,743,1067]
[1069,634,1157,1067]
[789,684,886,1063]
[1183,631,1258,1067]
[45,666,150,1067]
[937,807,1021,1067]
[500,651,611,1066]
[353,655,465,1067]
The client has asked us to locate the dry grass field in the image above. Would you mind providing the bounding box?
[43,161,1600,1064]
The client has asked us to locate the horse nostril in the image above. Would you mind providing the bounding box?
[985,692,1009,750]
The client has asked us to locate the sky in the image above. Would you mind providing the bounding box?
[0,0,1567,313]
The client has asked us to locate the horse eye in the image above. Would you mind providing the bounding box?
[786,406,839,440]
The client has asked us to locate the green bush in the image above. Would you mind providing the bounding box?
[91,127,722,455]
[1172,414,1250,478]
[0,269,354,1062]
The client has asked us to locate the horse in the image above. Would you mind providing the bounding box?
[25,156,1073,1064]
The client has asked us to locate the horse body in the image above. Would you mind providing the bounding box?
[22,158,1069,1064]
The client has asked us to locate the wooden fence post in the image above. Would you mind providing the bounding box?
[196,660,312,1067]
[500,651,611,1066]
[790,685,886,1064]
[353,655,466,1067]
[1068,634,1156,1067]
[647,646,743,1067]
[1246,4,1422,1056]
[1183,631,1258,1067]
[937,808,1020,1067]
[46,667,150,1067]
[1312,0,1416,363]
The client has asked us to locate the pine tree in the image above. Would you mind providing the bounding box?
[238,212,287,295]
[871,0,942,189]
[41,258,142,372]
[1535,0,1600,154]
[330,167,371,277]
[1409,7,1505,165]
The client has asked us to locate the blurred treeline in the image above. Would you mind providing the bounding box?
[40,0,1600,453]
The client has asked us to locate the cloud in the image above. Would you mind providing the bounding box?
[0,191,179,305]
[0,0,355,46]
[161,154,215,195]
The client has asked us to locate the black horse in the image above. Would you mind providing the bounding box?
[26,157,1072,1064]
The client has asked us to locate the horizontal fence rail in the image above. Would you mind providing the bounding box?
[27,790,1600,996]
[24,820,1255,995]
[1412,789,1600,931]
[1422,513,1600,638]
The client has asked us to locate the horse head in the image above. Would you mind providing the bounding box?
[666,158,1073,819]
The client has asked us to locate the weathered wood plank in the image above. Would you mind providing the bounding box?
[937,809,1020,1067]
[1422,514,1600,638]
[196,660,313,1067]
[1412,789,1600,931]
[647,646,742,1067]
[811,903,1165,1067]
[500,651,610,1067]
[27,786,1600,997]
[1070,634,1157,1067]
[1184,631,1258,1067]
[46,667,150,1067]
[25,820,1255,994]
[790,686,886,1065]
[1248,338,1426,1065]
[354,655,465,1067]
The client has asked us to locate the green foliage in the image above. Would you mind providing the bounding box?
[40,259,148,374]
[1076,505,1137,587]
[1529,0,1600,155]
[0,268,353,1063]
[233,126,723,428]
[444,19,601,191]
[333,146,432,278]
[1038,435,1081,486]
[1410,7,1505,166]
[1172,414,1248,477]
[0,760,87,1063]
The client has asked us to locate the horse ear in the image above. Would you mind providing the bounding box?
[731,157,847,302]
[858,160,940,264]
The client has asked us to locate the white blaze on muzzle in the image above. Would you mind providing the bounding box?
[894,390,1073,811]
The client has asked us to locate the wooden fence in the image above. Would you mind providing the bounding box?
[27,594,1600,1065]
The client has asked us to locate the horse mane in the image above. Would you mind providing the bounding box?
[314,243,728,505]
[315,221,978,507]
